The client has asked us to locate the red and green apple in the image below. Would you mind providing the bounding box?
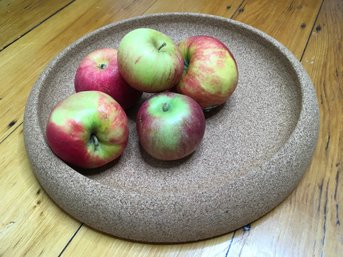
[74,48,142,110]
[46,91,129,169]
[176,35,238,110]
[118,28,184,93]
[136,92,205,160]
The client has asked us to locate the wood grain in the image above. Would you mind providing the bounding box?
[232,0,323,59]
[61,225,234,257]
[0,0,341,256]
[297,0,342,255]
[0,127,81,256]
[144,0,242,16]
[0,0,74,50]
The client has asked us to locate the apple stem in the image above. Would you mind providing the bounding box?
[162,102,170,112]
[158,42,167,51]
[99,63,107,69]
[90,134,99,150]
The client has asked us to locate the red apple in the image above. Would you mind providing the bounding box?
[136,92,205,160]
[176,35,238,110]
[74,48,142,110]
[46,91,129,169]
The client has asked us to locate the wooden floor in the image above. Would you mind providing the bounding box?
[0,0,342,256]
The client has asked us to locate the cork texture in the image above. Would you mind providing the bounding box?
[23,13,319,243]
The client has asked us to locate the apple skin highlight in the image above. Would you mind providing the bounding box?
[136,92,205,160]
[46,91,128,169]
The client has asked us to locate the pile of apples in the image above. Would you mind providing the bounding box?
[46,28,238,169]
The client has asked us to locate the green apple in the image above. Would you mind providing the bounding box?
[117,28,184,93]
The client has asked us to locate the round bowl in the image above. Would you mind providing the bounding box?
[24,13,319,243]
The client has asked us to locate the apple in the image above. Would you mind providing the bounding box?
[46,91,129,169]
[176,35,238,110]
[117,28,184,93]
[74,48,142,110]
[136,92,205,160]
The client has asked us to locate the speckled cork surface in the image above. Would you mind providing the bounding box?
[24,13,319,243]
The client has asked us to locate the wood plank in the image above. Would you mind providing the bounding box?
[0,126,81,256]
[0,0,158,143]
[144,0,242,16]
[0,0,74,50]
[232,0,323,59]
[226,0,343,256]
[61,225,233,257]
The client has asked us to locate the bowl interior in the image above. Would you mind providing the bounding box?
[38,16,301,195]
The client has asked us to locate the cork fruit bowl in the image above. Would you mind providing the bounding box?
[24,13,319,243]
